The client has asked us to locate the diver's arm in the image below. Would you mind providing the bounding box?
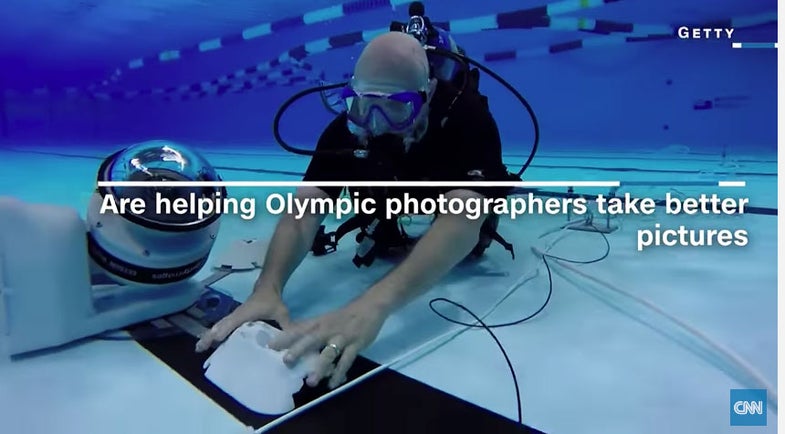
[359,189,487,315]
[252,187,329,296]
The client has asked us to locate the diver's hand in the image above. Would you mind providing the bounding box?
[195,287,290,352]
[267,299,387,389]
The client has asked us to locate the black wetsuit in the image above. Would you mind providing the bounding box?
[303,79,516,265]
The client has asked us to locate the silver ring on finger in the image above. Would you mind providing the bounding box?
[327,343,342,358]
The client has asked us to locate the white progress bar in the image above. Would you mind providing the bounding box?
[98,181,620,188]
[732,42,778,48]
[97,180,746,188]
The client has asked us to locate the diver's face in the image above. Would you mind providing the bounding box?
[349,69,432,139]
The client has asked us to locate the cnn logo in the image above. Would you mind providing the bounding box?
[730,389,767,426]
[733,400,763,415]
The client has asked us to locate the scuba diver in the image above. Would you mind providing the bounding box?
[197,2,540,391]
[308,1,524,269]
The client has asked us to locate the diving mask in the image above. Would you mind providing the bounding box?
[340,84,427,135]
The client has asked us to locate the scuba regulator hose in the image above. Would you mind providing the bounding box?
[272,81,353,157]
[272,46,540,177]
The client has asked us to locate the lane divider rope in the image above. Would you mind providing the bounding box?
[3,0,623,99]
[2,7,774,102]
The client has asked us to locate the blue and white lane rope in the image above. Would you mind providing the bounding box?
[179,8,774,97]
[102,0,410,84]
[3,5,774,101]
[3,57,317,102]
[161,71,325,102]
[3,0,625,99]
[89,0,625,92]
[90,1,628,100]
[483,11,777,61]
[98,7,781,97]
[104,0,621,83]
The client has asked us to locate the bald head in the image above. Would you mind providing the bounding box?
[353,32,430,92]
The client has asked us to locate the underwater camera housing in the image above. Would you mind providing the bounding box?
[90,141,225,286]
[0,140,224,357]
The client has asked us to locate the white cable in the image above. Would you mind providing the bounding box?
[532,243,779,410]
[254,262,542,433]
[257,217,779,432]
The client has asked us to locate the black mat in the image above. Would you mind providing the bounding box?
[125,288,544,434]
